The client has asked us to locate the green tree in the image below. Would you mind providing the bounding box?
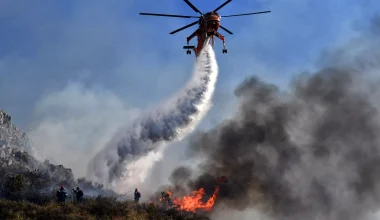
[4,174,25,200]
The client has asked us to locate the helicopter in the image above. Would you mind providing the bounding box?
[139,0,271,57]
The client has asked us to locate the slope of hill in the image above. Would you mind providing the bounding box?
[0,109,76,196]
[0,109,209,220]
[0,108,119,203]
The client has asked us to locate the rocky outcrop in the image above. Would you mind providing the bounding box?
[0,145,38,168]
[0,110,11,125]
[0,109,33,153]
[0,109,75,187]
[0,109,116,199]
[0,145,75,184]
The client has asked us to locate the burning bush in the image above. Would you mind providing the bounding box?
[149,185,220,214]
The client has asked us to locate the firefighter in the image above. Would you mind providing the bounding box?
[56,186,67,203]
[72,187,84,204]
[134,188,141,202]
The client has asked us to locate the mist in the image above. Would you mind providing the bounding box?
[168,16,380,220]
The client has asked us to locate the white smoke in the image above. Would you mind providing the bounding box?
[27,82,139,178]
[86,40,219,194]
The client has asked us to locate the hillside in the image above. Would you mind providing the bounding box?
[0,109,78,201]
[0,109,210,219]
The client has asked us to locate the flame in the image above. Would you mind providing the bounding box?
[172,187,219,213]
[166,190,172,197]
[159,190,172,201]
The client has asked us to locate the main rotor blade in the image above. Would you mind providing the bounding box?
[170,21,198,34]
[139,13,199,18]
[184,0,202,15]
[222,10,271,17]
[213,0,232,12]
[220,25,233,34]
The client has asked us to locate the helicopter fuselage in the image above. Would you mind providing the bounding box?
[200,12,221,35]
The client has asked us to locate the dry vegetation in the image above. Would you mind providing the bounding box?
[0,171,210,219]
[0,196,211,220]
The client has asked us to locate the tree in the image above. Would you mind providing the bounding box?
[3,174,25,200]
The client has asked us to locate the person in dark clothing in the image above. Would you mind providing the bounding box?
[72,187,84,204]
[56,186,67,203]
[134,188,141,202]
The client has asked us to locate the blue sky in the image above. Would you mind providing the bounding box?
[1,0,380,176]
[0,0,379,127]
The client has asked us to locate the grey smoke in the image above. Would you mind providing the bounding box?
[87,41,218,193]
[169,16,380,220]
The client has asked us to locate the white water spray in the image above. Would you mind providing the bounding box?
[87,39,218,193]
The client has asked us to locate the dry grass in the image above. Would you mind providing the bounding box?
[0,197,211,220]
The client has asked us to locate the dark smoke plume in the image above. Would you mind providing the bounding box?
[169,17,380,220]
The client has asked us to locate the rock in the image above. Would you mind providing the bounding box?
[0,109,11,125]
[0,109,33,154]
[0,109,116,198]
[0,109,76,187]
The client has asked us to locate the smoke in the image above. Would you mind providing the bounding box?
[86,40,219,194]
[168,17,380,220]
[27,82,139,178]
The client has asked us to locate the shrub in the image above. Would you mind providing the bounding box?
[0,198,211,220]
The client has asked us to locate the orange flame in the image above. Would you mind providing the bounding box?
[158,190,172,202]
[166,190,172,197]
[172,187,219,213]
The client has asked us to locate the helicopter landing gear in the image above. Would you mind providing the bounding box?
[222,41,227,54]
[186,42,191,54]
[184,42,194,55]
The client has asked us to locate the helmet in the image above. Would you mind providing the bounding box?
[61,186,64,189]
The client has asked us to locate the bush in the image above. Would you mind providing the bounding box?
[2,174,25,201]
[0,169,211,219]
[0,198,211,220]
